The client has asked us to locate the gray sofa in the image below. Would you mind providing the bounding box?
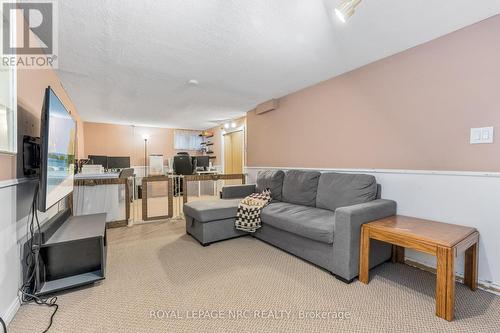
[183,170,396,282]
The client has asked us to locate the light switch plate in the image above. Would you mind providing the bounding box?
[470,127,494,144]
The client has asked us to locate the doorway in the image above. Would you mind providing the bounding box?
[223,130,244,178]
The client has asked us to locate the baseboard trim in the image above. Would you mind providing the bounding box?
[106,219,128,228]
[2,297,20,326]
[404,259,500,296]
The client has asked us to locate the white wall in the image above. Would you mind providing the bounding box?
[246,167,500,294]
[0,179,60,325]
[0,183,20,324]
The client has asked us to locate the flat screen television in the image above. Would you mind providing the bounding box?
[39,86,77,212]
[194,156,209,169]
[88,155,108,168]
[107,156,130,169]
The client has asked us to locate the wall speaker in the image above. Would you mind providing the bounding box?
[256,99,279,115]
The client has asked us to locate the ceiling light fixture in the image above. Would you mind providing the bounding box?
[335,0,362,23]
[230,122,236,128]
[224,123,230,129]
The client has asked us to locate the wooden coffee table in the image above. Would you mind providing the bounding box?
[359,215,479,321]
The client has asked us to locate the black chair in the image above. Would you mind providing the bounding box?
[173,155,193,196]
[118,168,134,178]
[191,156,198,173]
[173,155,193,175]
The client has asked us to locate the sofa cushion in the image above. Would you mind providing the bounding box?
[261,202,335,244]
[281,170,320,207]
[183,199,241,222]
[316,173,377,211]
[256,170,285,201]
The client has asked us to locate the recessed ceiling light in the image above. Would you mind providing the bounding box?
[334,8,347,23]
[231,122,236,128]
[188,79,199,85]
[335,0,362,23]
[224,123,230,129]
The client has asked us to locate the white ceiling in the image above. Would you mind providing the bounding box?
[56,0,500,129]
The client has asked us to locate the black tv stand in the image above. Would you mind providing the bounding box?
[35,213,107,296]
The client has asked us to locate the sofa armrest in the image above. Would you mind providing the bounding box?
[332,199,397,280]
[221,184,256,199]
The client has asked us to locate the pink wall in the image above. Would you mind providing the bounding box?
[247,15,500,172]
[83,122,200,166]
[0,155,15,181]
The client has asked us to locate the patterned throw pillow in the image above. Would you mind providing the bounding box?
[235,189,272,232]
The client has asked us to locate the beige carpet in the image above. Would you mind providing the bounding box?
[8,220,500,333]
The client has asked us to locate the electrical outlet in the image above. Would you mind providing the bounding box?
[470,127,494,144]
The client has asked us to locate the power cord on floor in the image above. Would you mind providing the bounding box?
[18,182,59,333]
[0,316,7,333]
[19,291,58,333]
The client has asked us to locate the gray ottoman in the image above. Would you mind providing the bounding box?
[183,199,247,246]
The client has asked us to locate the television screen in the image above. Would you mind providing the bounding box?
[88,155,108,168]
[107,156,130,169]
[39,87,76,212]
[195,156,209,168]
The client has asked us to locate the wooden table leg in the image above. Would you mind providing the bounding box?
[464,242,478,291]
[183,177,188,204]
[359,225,370,284]
[391,245,405,263]
[436,246,455,321]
